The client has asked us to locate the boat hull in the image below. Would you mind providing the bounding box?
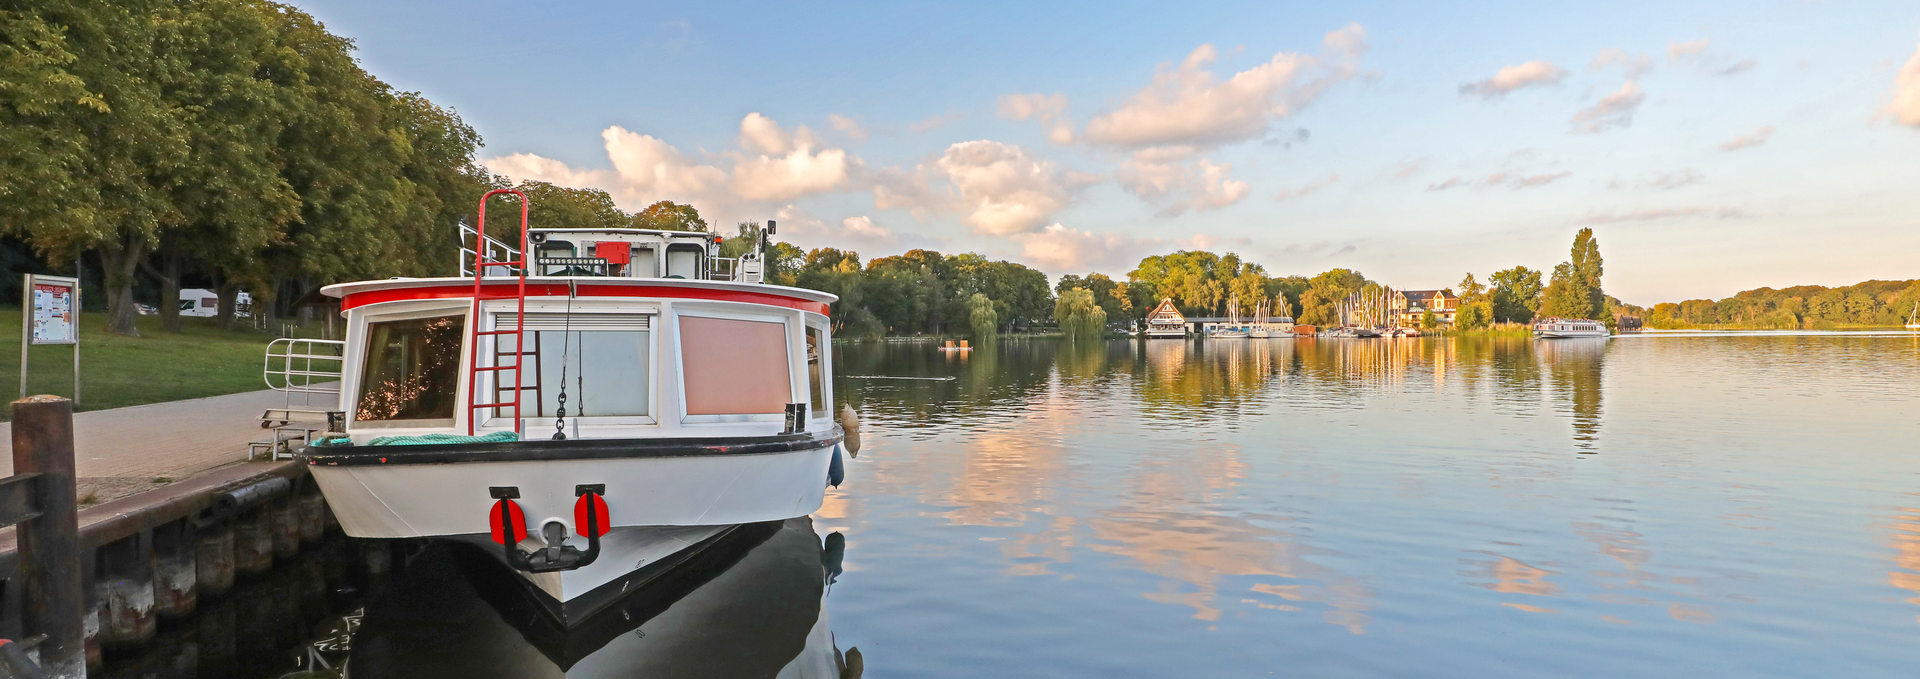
[304,433,840,624]
[309,443,835,539]
[1533,330,1609,339]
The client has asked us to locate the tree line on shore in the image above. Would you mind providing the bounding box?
[2,0,484,334]
[1647,280,1920,329]
[0,0,723,336]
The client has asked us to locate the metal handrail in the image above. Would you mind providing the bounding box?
[458,221,523,277]
[264,338,345,394]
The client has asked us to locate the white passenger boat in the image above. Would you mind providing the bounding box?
[1532,317,1609,338]
[296,189,853,628]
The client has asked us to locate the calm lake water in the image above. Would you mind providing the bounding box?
[814,333,1920,678]
[115,332,1920,678]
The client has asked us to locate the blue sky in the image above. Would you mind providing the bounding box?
[297,0,1920,304]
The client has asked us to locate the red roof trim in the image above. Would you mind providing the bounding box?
[340,283,831,316]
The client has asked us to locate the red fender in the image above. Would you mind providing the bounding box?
[490,499,528,545]
[574,492,610,538]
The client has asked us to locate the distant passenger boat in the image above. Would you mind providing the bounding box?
[1532,317,1609,338]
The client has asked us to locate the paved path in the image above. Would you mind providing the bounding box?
[0,386,337,503]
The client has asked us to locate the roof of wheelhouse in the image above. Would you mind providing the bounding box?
[320,276,838,313]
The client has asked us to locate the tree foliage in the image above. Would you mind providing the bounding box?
[1648,279,1920,329]
[0,0,490,334]
[1455,301,1491,329]
[1488,266,1544,323]
[631,200,708,232]
[968,293,998,339]
[1055,288,1107,341]
[1539,229,1607,322]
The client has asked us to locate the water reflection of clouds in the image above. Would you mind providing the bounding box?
[1889,497,1920,623]
[826,335,1920,674]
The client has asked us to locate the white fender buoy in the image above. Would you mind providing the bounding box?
[839,404,861,458]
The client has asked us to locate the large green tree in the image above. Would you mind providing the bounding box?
[1055,287,1106,340]
[1488,266,1545,323]
[631,200,707,232]
[2,0,191,334]
[1570,227,1606,321]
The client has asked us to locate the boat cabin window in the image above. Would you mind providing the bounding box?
[665,244,703,279]
[356,314,466,424]
[501,314,652,418]
[679,315,791,418]
[806,324,829,418]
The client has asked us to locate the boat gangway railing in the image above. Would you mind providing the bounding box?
[256,337,346,459]
[458,220,524,278]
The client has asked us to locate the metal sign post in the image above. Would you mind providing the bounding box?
[20,274,81,405]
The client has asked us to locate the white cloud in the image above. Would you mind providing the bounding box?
[1387,157,1429,180]
[1609,168,1703,190]
[1590,48,1655,79]
[869,165,951,218]
[1511,171,1573,188]
[1273,173,1339,201]
[1885,38,1920,127]
[1667,38,1712,62]
[737,112,814,155]
[1575,205,1750,224]
[1459,61,1569,98]
[998,92,1075,144]
[828,114,868,142]
[773,205,918,254]
[1570,81,1645,133]
[909,112,964,132]
[1011,224,1160,272]
[1718,125,1774,151]
[1116,153,1250,215]
[484,114,859,225]
[1427,171,1571,191]
[1082,24,1367,149]
[935,140,1071,235]
[726,114,851,201]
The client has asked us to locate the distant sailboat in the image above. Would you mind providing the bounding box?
[1907,301,1920,330]
[1213,298,1249,338]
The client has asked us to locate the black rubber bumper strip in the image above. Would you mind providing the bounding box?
[299,430,843,467]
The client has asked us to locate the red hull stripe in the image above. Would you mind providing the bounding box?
[341,283,831,316]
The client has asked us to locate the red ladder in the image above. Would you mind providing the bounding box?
[466,189,532,436]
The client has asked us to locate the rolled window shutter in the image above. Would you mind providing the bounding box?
[495,313,651,332]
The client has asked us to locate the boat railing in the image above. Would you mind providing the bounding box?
[264,338,345,394]
[255,337,346,459]
[458,221,524,278]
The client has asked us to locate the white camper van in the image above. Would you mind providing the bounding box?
[179,289,252,318]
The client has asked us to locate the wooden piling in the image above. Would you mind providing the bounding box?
[11,396,87,679]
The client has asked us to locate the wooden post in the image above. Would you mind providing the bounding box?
[12,395,87,679]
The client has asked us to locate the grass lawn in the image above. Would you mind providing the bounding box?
[0,308,289,419]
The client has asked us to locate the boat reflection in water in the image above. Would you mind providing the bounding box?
[347,517,860,678]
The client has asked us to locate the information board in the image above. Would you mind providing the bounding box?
[30,276,79,345]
